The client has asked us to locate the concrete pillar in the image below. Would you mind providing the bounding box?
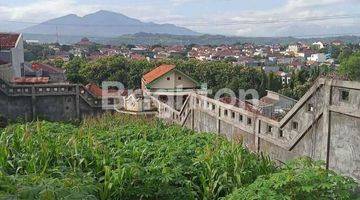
[216,105,221,134]
[31,86,36,120]
[191,96,195,130]
[255,119,261,153]
[323,79,332,169]
[75,85,80,120]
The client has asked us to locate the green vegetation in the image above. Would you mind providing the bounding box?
[226,158,358,200]
[339,51,360,81]
[0,114,357,199]
[0,114,275,199]
[65,56,281,98]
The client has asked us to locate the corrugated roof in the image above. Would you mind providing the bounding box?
[12,77,49,84]
[143,64,175,84]
[0,33,20,50]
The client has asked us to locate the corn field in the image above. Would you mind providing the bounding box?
[0,114,357,200]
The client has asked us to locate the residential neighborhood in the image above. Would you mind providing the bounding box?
[1,0,360,199]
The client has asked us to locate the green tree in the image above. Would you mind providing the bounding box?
[64,57,86,83]
[267,72,282,92]
[338,52,360,81]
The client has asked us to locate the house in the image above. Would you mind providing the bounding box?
[287,44,300,53]
[25,63,66,83]
[76,37,93,46]
[0,33,24,81]
[260,90,298,119]
[312,41,325,49]
[142,64,200,92]
[331,40,343,46]
[142,64,201,110]
[308,53,326,63]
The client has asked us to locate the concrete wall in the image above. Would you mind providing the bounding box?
[175,78,360,181]
[0,81,103,122]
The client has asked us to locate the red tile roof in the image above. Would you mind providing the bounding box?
[130,53,146,61]
[12,77,49,84]
[0,33,20,50]
[85,83,127,97]
[143,64,175,84]
[32,63,65,73]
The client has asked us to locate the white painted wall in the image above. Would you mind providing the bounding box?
[150,71,197,90]
[10,34,24,78]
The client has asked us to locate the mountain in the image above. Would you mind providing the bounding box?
[21,10,199,37]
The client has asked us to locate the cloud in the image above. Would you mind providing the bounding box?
[191,0,360,36]
[0,0,359,36]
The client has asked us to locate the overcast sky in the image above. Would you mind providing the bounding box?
[0,0,359,36]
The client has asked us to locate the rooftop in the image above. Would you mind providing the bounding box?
[12,77,49,84]
[31,63,65,73]
[143,64,175,85]
[0,33,20,50]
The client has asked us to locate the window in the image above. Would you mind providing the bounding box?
[231,112,235,119]
[108,98,114,105]
[212,104,216,110]
[224,109,228,116]
[247,118,252,125]
[167,77,170,81]
[307,103,314,112]
[279,130,284,138]
[340,90,349,102]
[178,76,182,80]
[292,121,298,130]
[239,114,243,122]
[159,95,168,103]
[267,125,272,133]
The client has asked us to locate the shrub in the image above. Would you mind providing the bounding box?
[226,157,359,200]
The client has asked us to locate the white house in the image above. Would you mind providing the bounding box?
[287,45,299,53]
[307,53,326,63]
[0,33,24,81]
[312,41,324,49]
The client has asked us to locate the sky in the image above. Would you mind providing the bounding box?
[0,0,360,37]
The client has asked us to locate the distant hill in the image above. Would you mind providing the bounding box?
[21,10,199,37]
[23,32,360,46]
[103,33,360,46]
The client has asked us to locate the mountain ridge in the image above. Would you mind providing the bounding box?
[21,10,199,37]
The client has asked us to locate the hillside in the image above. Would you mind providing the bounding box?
[21,10,198,37]
[0,114,357,199]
